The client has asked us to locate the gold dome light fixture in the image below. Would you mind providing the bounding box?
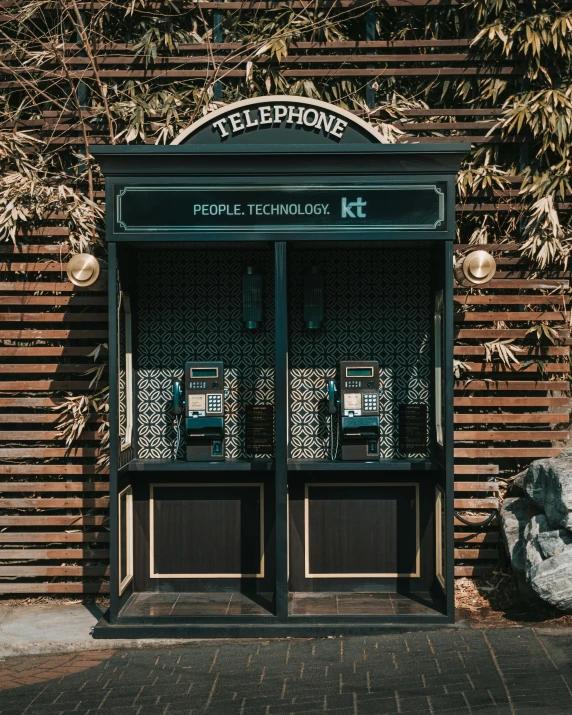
[66,254,107,290]
[454,250,496,286]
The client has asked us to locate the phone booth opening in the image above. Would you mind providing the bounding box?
[92,97,467,638]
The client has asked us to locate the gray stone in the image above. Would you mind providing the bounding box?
[521,455,572,530]
[528,545,572,612]
[501,496,542,573]
[537,528,572,559]
[524,514,550,571]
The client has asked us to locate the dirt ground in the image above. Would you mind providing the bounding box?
[456,573,572,628]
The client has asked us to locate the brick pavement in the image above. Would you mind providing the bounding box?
[0,652,113,692]
[1,628,572,714]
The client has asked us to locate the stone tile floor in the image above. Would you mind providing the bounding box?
[1,628,572,714]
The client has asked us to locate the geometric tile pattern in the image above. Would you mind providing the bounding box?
[136,247,431,460]
[289,248,432,459]
[137,249,275,459]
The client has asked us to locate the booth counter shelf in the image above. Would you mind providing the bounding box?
[120,458,275,473]
[120,458,439,473]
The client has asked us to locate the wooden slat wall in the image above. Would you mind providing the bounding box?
[0,1,569,593]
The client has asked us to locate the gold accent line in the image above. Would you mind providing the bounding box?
[118,485,133,595]
[435,485,446,592]
[304,482,420,579]
[149,483,265,579]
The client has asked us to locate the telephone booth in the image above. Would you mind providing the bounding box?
[92,97,467,637]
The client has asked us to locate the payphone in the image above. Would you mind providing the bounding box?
[172,361,226,461]
[327,360,380,461]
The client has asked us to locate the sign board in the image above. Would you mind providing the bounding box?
[173,96,384,146]
[114,184,446,234]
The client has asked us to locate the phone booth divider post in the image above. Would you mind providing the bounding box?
[91,97,468,638]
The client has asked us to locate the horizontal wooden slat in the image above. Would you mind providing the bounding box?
[0,465,107,474]
[0,566,109,576]
[454,465,499,475]
[455,448,564,458]
[454,296,570,305]
[455,549,499,561]
[454,346,569,356]
[456,329,568,339]
[0,347,104,356]
[0,330,107,339]
[0,482,107,492]
[454,499,499,509]
[0,431,100,440]
[0,282,93,292]
[1,365,106,374]
[0,516,107,525]
[455,381,569,391]
[454,482,499,492]
[0,381,99,390]
[0,447,98,457]
[0,296,107,305]
[0,583,109,593]
[455,414,569,424]
[0,313,106,322]
[457,363,569,374]
[454,430,569,441]
[0,533,109,543]
[0,549,108,559]
[0,498,108,508]
[455,312,565,322]
[455,398,570,407]
[0,414,100,424]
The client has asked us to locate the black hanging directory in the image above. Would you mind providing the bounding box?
[399,404,428,454]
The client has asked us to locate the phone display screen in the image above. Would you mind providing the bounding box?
[190,368,218,378]
[346,367,374,378]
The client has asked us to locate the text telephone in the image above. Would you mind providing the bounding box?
[172,361,226,461]
[327,360,380,461]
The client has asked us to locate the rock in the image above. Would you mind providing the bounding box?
[537,529,572,559]
[524,514,549,571]
[501,496,542,573]
[528,545,572,612]
[521,456,572,530]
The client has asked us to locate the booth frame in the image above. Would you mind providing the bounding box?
[93,143,467,638]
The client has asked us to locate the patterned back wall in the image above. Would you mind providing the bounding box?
[288,248,432,460]
[137,249,275,459]
[136,247,432,461]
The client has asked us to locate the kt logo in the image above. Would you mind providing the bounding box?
[341,196,367,218]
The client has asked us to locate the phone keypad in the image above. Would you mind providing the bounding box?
[190,381,207,389]
[363,394,378,412]
[345,380,362,388]
[207,394,223,413]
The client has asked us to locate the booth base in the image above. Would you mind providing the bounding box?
[92,591,454,639]
[93,613,459,640]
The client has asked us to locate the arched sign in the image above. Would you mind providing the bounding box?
[172,96,383,146]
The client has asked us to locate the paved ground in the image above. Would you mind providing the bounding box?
[0,604,192,658]
[1,628,572,714]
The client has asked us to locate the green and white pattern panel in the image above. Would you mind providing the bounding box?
[288,248,432,460]
[137,249,275,460]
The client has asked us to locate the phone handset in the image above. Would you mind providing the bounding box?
[171,378,185,460]
[172,378,184,416]
[327,379,338,415]
[326,378,339,460]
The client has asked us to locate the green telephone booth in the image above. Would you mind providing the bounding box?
[92,97,467,638]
